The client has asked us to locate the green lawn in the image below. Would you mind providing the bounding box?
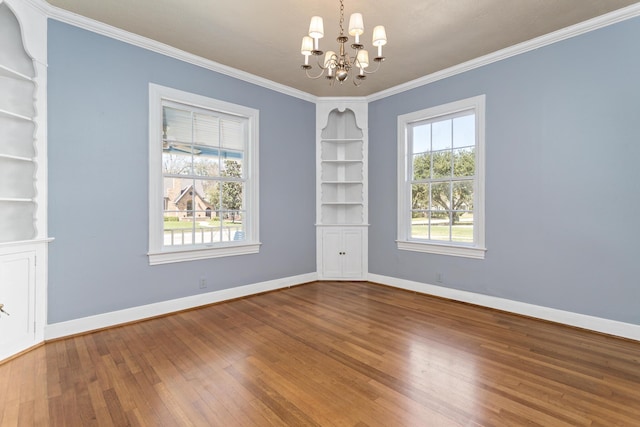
[164,219,220,230]
[411,222,474,242]
[164,218,471,241]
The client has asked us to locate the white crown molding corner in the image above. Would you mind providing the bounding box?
[44,272,318,340]
[366,2,640,102]
[367,273,640,342]
[30,0,317,103]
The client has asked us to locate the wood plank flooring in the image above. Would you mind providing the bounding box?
[1,281,639,426]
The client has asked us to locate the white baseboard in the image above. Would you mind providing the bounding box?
[44,272,640,342]
[45,272,317,340]
[368,273,640,342]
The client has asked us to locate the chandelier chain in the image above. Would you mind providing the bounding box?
[339,0,344,36]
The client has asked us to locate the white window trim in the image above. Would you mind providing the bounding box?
[397,95,486,259]
[148,83,260,265]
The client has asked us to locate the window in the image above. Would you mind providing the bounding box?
[397,95,485,259]
[148,84,259,265]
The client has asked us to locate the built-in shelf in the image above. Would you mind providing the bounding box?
[0,198,33,203]
[0,0,49,364]
[0,108,33,121]
[0,153,33,162]
[318,108,366,225]
[0,1,38,244]
[0,64,33,81]
[317,103,368,280]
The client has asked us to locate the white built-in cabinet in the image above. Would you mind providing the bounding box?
[0,0,49,362]
[316,100,367,280]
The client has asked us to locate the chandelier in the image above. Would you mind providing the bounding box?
[299,0,387,86]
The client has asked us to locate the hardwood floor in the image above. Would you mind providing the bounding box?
[1,281,639,426]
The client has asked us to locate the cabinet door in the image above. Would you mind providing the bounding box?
[320,228,364,279]
[0,251,36,361]
[341,229,363,278]
[321,229,343,278]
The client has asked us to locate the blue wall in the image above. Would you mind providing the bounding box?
[48,15,640,327]
[47,21,316,323]
[369,16,640,325]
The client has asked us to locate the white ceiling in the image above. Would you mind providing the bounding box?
[45,0,640,97]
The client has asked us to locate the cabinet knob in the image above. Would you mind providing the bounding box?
[0,303,9,317]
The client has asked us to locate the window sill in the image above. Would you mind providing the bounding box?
[397,240,486,259]
[148,242,261,265]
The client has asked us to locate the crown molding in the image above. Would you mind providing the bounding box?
[367,2,640,102]
[30,0,318,103]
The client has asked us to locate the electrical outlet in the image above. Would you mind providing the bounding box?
[199,277,207,289]
[436,272,443,283]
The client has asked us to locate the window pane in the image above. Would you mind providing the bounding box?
[195,224,219,245]
[191,212,216,244]
[432,119,452,151]
[193,113,219,147]
[412,153,431,180]
[193,145,220,177]
[221,181,244,211]
[164,177,192,214]
[410,211,428,239]
[220,119,244,150]
[431,182,451,211]
[453,148,475,178]
[432,151,452,179]
[163,215,195,247]
[430,211,451,241]
[207,212,224,244]
[192,179,217,212]
[411,184,429,210]
[205,181,221,210]
[163,107,193,144]
[452,180,474,211]
[221,157,244,179]
[452,212,474,243]
[221,212,244,242]
[452,114,475,149]
[162,151,192,175]
[412,124,431,154]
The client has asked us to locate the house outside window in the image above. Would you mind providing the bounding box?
[397,95,486,259]
[148,84,260,265]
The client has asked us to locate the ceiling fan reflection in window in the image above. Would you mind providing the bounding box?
[162,141,202,155]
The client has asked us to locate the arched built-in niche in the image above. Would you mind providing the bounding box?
[0,0,49,364]
[0,2,37,243]
[316,102,368,280]
[319,108,365,225]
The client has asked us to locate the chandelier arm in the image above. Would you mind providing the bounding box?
[363,60,383,74]
[316,54,333,69]
[305,67,327,80]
